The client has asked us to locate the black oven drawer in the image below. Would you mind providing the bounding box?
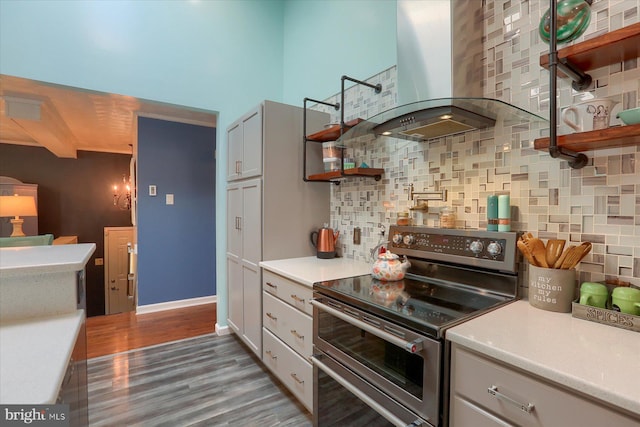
[312,352,428,427]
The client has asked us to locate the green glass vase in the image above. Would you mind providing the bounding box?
[539,0,592,44]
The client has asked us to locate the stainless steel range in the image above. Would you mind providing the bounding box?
[311,226,520,427]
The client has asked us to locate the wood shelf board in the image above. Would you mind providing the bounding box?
[305,118,364,142]
[540,23,640,72]
[307,167,384,181]
[534,124,640,151]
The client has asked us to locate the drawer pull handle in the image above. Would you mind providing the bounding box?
[290,294,305,303]
[488,385,535,414]
[290,372,304,384]
[290,329,304,340]
[266,312,277,321]
[265,282,277,289]
[265,350,277,360]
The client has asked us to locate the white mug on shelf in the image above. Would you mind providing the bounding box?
[561,98,619,132]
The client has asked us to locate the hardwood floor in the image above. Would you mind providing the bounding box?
[86,303,217,359]
[86,303,312,426]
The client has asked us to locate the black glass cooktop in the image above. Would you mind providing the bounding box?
[314,272,513,338]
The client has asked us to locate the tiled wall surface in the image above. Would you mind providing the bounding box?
[314,0,639,288]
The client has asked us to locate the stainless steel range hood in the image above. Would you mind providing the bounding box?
[339,0,545,143]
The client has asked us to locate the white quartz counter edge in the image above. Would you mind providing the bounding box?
[259,256,372,287]
[446,300,640,416]
[0,243,96,277]
[0,310,84,404]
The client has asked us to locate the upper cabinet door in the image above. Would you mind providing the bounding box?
[226,121,243,181]
[226,104,263,182]
[241,106,263,179]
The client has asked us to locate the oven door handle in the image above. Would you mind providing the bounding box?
[310,299,424,353]
[311,355,424,427]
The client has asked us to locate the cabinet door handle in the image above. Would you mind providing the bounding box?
[487,385,535,414]
[265,312,277,321]
[290,372,304,384]
[265,282,277,289]
[265,350,277,360]
[290,329,304,340]
[236,160,241,174]
[290,294,304,303]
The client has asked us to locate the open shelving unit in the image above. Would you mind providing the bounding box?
[303,76,384,184]
[535,20,640,166]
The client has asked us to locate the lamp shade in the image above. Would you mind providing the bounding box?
[0,195,37,218]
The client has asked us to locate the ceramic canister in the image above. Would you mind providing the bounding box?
[528,265,577,313]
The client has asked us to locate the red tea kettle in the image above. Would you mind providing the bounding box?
[310,225,339,259]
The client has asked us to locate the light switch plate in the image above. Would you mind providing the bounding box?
[166,194,174,205]
[149,185,157,196]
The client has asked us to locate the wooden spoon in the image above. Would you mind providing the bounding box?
[545,239,566,267]
[526,237,549,268]
[564,242,592,269]
[553,245,575,269]
[517,240,538,266]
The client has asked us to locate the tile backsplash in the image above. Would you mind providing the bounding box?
[312,0,640,288]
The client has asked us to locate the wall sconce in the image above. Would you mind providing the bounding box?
[0,194,38,237]
[113,174,131,210]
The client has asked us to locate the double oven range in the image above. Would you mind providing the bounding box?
[311,226,520,427]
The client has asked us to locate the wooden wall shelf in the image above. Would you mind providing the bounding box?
[534,124,640,152]
[307,167,384,182]
[306,118,363,142]
[540,23,640,76]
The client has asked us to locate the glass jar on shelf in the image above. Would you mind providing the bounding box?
[396,211,411,226]
[439,207,456,229]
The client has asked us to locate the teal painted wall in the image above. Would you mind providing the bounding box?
[0,0,397,329]
[282,0,396,106]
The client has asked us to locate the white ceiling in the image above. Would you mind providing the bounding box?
[0,74,217,158]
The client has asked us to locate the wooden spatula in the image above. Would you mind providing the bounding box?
[564,242,592,269]
[553,245,575,269]
[526,237,549,268]
[545,239,565,267]
[517,240,538,266]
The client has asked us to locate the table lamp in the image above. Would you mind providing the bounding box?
[0,194,37,237]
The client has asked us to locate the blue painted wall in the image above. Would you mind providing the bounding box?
[0,0,397,324]
[137,117,216,305]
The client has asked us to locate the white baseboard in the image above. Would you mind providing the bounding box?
[136,295,217,315]
[215,323,231,336]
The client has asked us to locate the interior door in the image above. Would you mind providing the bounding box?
[104,226,135,314]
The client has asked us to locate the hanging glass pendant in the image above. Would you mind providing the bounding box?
[539,0,592,44]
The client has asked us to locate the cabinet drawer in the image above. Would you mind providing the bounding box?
[262,270,313,316]
[450,344,639,427]
[263,291,312,358]
[263,328,313,412]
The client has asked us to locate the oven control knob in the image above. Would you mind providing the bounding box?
[487,241,502,256]
[392,233,403,245]
[469,240,484,254]
[402,234,416,245]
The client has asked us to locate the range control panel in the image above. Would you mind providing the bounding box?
[388,226,519,272]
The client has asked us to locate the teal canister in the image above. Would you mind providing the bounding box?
[497,194,510,232]
[487,195,498,231]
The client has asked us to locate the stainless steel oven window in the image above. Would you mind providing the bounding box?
[312,295,442,425]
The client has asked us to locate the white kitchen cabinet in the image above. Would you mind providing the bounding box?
[449,343,640,427]
[262,270,314,412]
[226,105,262,181]
[225,100,328,359]
[227,178,262,354]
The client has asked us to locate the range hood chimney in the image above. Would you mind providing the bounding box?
[339,1,546,143]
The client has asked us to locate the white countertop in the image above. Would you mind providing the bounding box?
[0,310,84,404]
[447,300,640,416]
[0,243,96,277]
[260,256,372,286]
